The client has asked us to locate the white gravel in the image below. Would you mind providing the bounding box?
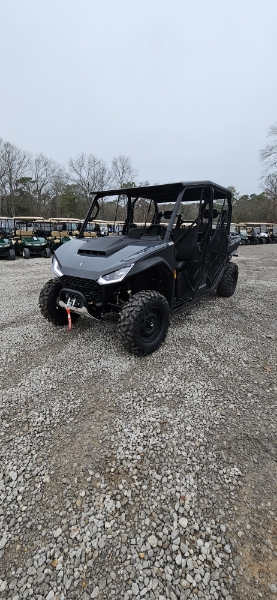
[0,245,277,600]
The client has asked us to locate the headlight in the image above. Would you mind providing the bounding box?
[52,257,63,277]
[97,264,134,285]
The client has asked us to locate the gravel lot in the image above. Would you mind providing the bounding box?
[0,245,277,600]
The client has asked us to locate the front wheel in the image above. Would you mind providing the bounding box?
[39,278,80,326]
[23,247,30,259]
[118,290,170,356]
[45,247,51,258]
[8,249,16,260]
[217,262,238,298]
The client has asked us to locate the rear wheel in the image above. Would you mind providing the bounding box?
[22,247,30,259]
[39,278,80,326]
[8,249,16,260]
[217,262,238,298]
[118,290,170,355]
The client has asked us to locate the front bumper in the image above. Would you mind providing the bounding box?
[58,287,100,320]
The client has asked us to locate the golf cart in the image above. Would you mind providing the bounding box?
[247,225,261,245]
[270,225,277,243]
[13,217,51,258]
[0,218,16,260]
[34,219,79,253]
[236,224,250,245]
[246,223,271,245]
[39,181,240,355]
[79,219,109,237]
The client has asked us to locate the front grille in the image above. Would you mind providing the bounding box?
[60,276,102,304]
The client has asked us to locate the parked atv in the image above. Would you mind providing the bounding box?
[39,181,240,355]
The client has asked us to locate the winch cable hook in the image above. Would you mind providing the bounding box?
[66,307,72,332]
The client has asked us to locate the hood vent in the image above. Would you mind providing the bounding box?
[78,249,106,257]
[78,237,134,257]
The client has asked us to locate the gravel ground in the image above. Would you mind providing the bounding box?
[0,245,276,600]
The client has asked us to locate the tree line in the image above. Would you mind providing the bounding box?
[0,127,277,223]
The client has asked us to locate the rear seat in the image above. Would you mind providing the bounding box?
[15,230,34,237]
[50,230,61,244]
[83,231,97,238]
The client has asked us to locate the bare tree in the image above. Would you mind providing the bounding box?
[0,141,32,215]
[111,155,137,188]
[111,155,138,218]
[67,153,111,215]
[44,168,67,217]
[0,138,6,214]
[260,122,277,173]
[32,153,63,212]
[0,138,6,182]
[262,173,277,221]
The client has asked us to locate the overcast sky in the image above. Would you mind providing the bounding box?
[1,0,276,195]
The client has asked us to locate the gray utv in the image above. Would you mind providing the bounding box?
[39,181,240,355]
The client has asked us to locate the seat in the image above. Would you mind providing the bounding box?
[83,231,97,238]
[172,227,198,261]
[128,227,147,239]
[146,225,166,237]
[16,229,34,237]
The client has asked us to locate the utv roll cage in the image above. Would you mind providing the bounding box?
[78,181,232,240]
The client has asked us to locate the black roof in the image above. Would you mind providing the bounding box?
[92,181,232,203]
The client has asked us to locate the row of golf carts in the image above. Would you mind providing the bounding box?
[0,217,85,260]
[231,223,277,245]
[1,216,276,262]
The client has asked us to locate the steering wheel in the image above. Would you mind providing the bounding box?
[146,225,166,237]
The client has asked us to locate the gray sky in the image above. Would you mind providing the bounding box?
[1,0,276,195]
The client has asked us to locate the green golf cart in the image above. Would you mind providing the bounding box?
[12,217,51,259]
[0,218,16,260]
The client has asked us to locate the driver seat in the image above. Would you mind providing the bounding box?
[173,227,198,263]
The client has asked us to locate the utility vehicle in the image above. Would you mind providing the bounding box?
[39,181,240,355]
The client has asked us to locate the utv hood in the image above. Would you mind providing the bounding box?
[54,236,170,281]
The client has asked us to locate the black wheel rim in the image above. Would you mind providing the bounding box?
[140,307,163,344]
